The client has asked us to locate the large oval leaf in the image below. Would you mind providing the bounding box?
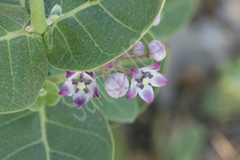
[0,98,114,160]
[44,0,165,71]
[0,3,48,113]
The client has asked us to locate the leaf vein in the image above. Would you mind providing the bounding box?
[2,139,43,160]
[98,3,139,33]
[49,149,86,160]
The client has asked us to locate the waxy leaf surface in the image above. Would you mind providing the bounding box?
[0,98,114,160]
[0,3,48,113]
[44,0,165,71]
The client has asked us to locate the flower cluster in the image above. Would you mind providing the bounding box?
[59,16,168,108]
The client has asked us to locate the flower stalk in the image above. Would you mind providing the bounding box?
[116,53,149,60]
[112,65,131,75]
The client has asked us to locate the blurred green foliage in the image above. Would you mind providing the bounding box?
[158,123,204,160]
[202,59,240,121]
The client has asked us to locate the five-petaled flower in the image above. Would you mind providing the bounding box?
[58,71,100,108]
[126,62,168,104]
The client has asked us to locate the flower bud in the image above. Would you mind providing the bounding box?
[153,15,161,26]
[105,60,114,68]
[148,40,166,61]
[105,73,129,99]
[131,41,145,56]
[50,4,62,16]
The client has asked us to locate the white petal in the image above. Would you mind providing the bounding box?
[150,72,169,87]
[66,71,82,81]
[87,81,100,98]
[126,81,138,99]
[138,85,154,104]
[73,91,89,109]
[58,81,76,97]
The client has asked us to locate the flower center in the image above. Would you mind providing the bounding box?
[77,82,86,90]
[135,71,153,89]
[142,77,150,85]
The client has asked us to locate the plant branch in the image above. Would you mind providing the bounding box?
[29,0,48,34]
[116,53,149,60]
[112,65,131,75]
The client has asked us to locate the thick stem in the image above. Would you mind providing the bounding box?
[116,53,149,60]
[112,65,131,75]
[29,0,48,34]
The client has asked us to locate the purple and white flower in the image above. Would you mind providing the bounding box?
[148,40,166,61]
[131,41,145,56]
[105,73,129,99]
[58,71,100,108]
[126,62,168,104]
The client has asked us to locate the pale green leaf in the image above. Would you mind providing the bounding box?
[0,98,114,160]
[0,4,48,113]
[29,96,45,111]
[149,0,197,41]
[43,80,60,106]
[44,0,165,71]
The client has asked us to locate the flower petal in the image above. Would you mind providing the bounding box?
[58,81,76,97]
[66,70,77,79]
[73,91,89,109]
[150,72,169,87]
[66,71,82,81]
[85,71,96,80]
[105,61,114,69]
[138,85,154,104]
[126,81,138,99]
[143,62,161,72]
[87,81,101,98]
[131,68,141,81]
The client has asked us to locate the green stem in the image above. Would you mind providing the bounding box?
[29,0,48,34]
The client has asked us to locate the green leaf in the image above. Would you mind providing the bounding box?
[92,76,139,123]
[149,0,197,41]
[0,0,24,6]
[43,80,60,106]
[0,3,48,113]
[44,0,165,71]
[29,96,45,111]
[0,98,114,160]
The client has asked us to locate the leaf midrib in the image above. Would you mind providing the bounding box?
[39,107,51,160]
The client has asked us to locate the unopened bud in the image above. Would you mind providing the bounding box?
[148,40,166,61]
[131,41,145,56]
[50,4,62,16]
[153,15,161,26]
[105,73,129,99]
[105,60,114,69]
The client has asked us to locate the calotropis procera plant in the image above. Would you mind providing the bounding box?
[0,0,169,159]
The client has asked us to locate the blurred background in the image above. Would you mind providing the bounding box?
[113,0,240,159]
